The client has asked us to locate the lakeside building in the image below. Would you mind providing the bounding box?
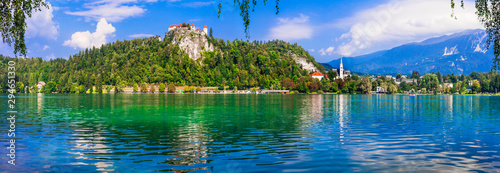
[376,86,387,93]
[330,58,352,79]
[443,83,454,89]
[395,78,417,84]
[168,23,208,35]
[310,72,326,80]
[37,81,46,92]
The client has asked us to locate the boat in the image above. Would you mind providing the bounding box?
[408,92,416,97]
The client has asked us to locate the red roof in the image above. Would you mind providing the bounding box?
[190,24,195,26]
[196,28,200,31]
[310,72,324,76]
[169,24,182,27]
[204,25,207,28]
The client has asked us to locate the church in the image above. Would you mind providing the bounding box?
[332,58,351,79]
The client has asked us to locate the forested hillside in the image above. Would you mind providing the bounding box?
[0,31,325,93]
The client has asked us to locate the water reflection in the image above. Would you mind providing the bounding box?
[0,94,499,172]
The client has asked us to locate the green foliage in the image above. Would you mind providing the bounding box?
[96,74,103,93]
[140,83,148,93]
[359,76,372,94]
[327,71,337,81]
[16,82,24,93]
[159,83,166,93]
[167,83,176,93]
[451,0,500,70]
[472,80,481,93]
[133,83,139,93]
[0,33,324,94]
[1,0,48,56]
[218,0,280,38]
[150,84,156,93]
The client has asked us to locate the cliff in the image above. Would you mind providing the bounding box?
[165,29,214,60]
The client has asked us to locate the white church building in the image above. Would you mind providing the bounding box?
[332,58,351,79]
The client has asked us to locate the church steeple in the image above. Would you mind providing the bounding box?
[339,57,344,79]
[340,57,343,69]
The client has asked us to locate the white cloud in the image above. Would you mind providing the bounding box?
[308,49,315,52]
[26,1,58,40]
[267,14,313,41]
[63,18,116,49]
[128,34,154,38]
[65,0,146,22]
[319,46,335,56]
[43,45,50,51]
[336,0,483,56]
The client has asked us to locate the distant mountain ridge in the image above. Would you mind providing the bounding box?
[327,29,494,75]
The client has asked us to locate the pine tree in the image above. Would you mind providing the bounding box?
[66,75,73,93]
[96,74,103,93]
[210,27,213,38]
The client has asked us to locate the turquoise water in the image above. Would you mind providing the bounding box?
[1,94,500,172]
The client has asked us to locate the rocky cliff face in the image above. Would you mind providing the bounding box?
[166,29,214,60]
[291,54,320,72]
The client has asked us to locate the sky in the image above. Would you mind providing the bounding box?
[0,0,484,63]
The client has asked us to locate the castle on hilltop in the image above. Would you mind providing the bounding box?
[168,23,208,35]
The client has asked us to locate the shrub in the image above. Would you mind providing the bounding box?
[159,83,166,93]
[133,83,138,93]
[167,83,176,93]
[140,83,148,92]
[318,90,324,94]
[150,84,156,93]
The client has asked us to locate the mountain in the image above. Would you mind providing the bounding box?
[327,29,495,75]
[0,27,325,93]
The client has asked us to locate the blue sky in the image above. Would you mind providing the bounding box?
[0,0,484,62]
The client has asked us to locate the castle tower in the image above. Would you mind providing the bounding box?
[203,25,208,35]
[339,57,344,79]
[190,24,195,30]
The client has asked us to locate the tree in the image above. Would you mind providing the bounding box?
[309,81,320,92]
[96,74,103,93]
[150,84,156,93]
[350,75,360,81]
[209,27,213,38]
[282,78,296,90]
[327,71,337,81]
[218,0,280,38]
[320,78,330,92]
[400,81,410,92]
[388,84,398,94]
[140,83,148,93]
[159,83,166,93]
[1,0,49,56]
[411,71,420,79]
[16,82,24,93]
[167,83,176,93]
[359,76,372,94]
[45,81,56,93]
[196,86,201,93]
[452,0,500,70]
[133,83,138,93]
[396,74,402,79]
[472,80,481,93]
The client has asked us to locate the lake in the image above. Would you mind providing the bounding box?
[1,94,500,172]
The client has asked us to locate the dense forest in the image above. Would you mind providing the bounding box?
[0,31,325,93]
[1,29,500,95]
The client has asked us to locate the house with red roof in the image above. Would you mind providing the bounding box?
[310,72,327,81]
